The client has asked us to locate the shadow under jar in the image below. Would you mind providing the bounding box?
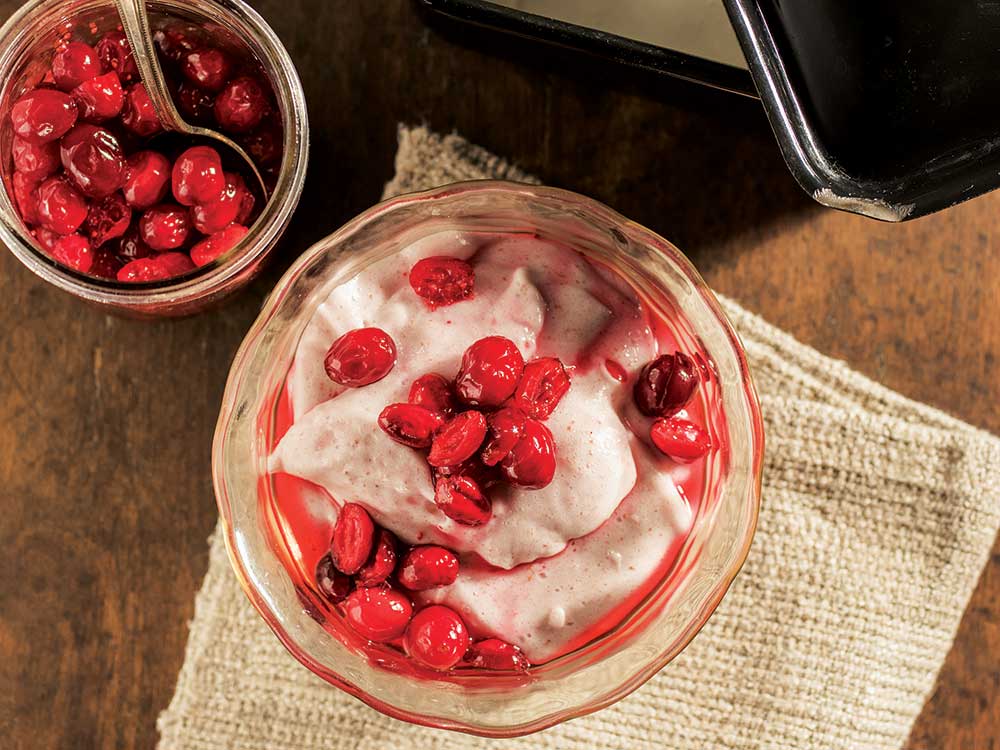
[213,181,765,737]
[0,0,308,317]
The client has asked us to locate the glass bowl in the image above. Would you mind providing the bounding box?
[0,0,308,317]
[213,181,764,737]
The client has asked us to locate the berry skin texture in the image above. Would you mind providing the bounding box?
[116,224,153,262]
[12,138,60,181]
[433,475,492,526]
[11,89,78,144]
[455,336,524,407]
[88,248,121,279]
[84,192,131,248]
[324,328,397,387]
[330,502,376,575]
[123,150,171,209]
[176,82,215,123]
[59,124,126,198]
[408,373,455,416]
[633,352,700,417]
[190,170,245,233]
[51,233,92,272]
[139,204,191,250]
[356,529,398,588]
[95,30,138,82]
[116,253,194,282]
[378,403,445,449]
[408,256,475,308]
[315,553,351,603]
[512,357,570,419]
[35,176,88,234]
[343,587,413,642]
[403,605,470,671]
[650,417,711,462]
[428,411,488,468]
[481,406,526,466]
[180,48,233,92]
[121,83,162,137]
[464,638,530,672]
[398,546,459,591]
[72,72,124,122]
[12,172,41,225]
[500,417,556,489]
[171,145,225,206]
[189,224,249,267]
[52,41,101,91]
[214,76,269,133]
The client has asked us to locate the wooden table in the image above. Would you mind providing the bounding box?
[1,1,997,747]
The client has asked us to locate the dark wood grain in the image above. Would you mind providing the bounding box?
[1,1,997,748]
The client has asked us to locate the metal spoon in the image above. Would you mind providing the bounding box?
[113,0,268,198]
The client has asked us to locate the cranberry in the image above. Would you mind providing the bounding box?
[121,83,162,137]
[481,406,526,466]
[171,145,224,206]
[88,248,121,279]
[35,176,88,234]
[154,27,197,63]
[650,417,711,462]
[189,224,248,267]
[122,150,171,209]
[315,553,351,603]
[139,204,191,250]
[500,417,556,489]
[51,233,93,272]
[12,172,40,225]
[116,223,153,262]
[323,328,397,387]
[633,352,699,417]
[190,170,244,233]
[232,173,255,224]
[408,256,475,308]
[428,411,487,468]
[513,357,570,419]
[116,253,193,282]
[343,586,413,643]
[213,76,268,133]
[408,373,455,416]
[455,336,524,407]
[60,124,126,197]
[52,41,101,91]
[403,605,470,671]
[96,30,138,82]
[33,227,60,254]
[464,639,530,672]
[330,502,376,575]
[356,529,398,588]
[377,403,445,448]
[10,89,78,143]
[241,121,282,166]
[72,72,124,122]
[176,83,214,124]
[433,475,491,526]
[12,137,59,180]
[398,546,459,591]
[156,251,196,277]
[181,48,233,92]
[84,192,131,247]
[605,359,628,382]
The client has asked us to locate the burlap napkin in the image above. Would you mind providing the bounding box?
[157,126,1000,750]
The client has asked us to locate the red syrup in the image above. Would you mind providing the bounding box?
[258,243,730,678]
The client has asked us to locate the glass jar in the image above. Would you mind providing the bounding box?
[0,0,308,316]
[213,181,765,736]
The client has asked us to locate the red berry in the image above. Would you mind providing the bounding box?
[116,223,153,262]
[650,417,711,462]
[512,357,570,419]
[240,122,282,166]
[232,173,255,224]
[500,417,556,489]
[116,253,193,282]
[123,150,171,209]
[356,529,398,588]
[343,586,413,642]
[10,89,78,143]
[377,403,445,448]
[139,204,191,250]
[12,137,59,180]
[633,352,700,417]
[480,406,526,466]
[72,71,124,122]
[156,252,196,277]
[88,248,121,279]
[60,124,126,197]
[605,359,628,382]
[407,373,455,416]
[12,172,41,225]
[315,553,351,603]
[52,41,101,90]
[84,192,131,247]
[330,502,376,575]
[154,27,197,63]
[171,145,225,206]
[214,76,268,133]
[455,336,524,407]
[464,638,530,672]
[408,256,475,308]
[398,546,459,590]
[121,83,162,137]
[33,227,60,254]
[323,328,397,387]
[176,82,215,124]
[189,224,249,267]
[190,170,244,233]
[433,475,491,526]
[35,176,88,234]
[51,233,92,272]
[96,30,138,82]
[428,410,487,467]
[403,605,469,671]
[180,48,233,92]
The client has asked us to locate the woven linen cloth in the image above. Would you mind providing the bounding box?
[158,126,1000,750]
